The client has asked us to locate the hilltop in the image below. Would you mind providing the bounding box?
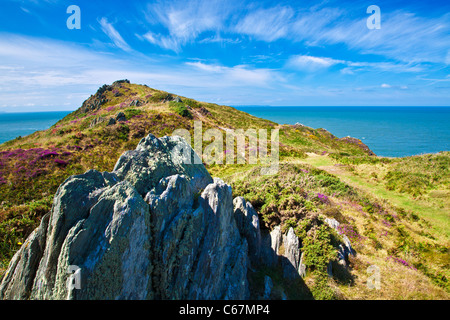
[0,80,448,299]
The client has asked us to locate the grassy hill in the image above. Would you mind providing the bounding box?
[0,80,448,299]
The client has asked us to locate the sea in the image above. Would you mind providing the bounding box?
[234,106,450,157]
[0,111,71,145]
[0,107,449,158]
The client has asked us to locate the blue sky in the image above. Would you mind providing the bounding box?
[0,0,449,111]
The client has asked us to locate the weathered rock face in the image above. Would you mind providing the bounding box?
[0,134,250,300]
[233,197,261,266]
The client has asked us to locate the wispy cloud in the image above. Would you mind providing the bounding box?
[234,5,294,42]
[99,17,132,52]
[141,0,231,50]
[287,55,345,71]
[296,9,450,65]
[185,61,279,86]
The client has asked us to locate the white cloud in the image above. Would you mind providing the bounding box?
[234,6,294,42]
[185,61,278,86]
[141,0,231,50]
[381,83,391,88]
[287,55,344,71]
[99,17,132,52]
[308,10,450,65]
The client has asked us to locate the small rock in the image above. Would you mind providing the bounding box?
[107,117,116,126]
[115,112,126,122]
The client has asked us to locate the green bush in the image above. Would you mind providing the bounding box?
[183,98,201,109]
[310,272,337,300]
[124,108,142,119]
[301,224,337,272]
[169,101,192,119]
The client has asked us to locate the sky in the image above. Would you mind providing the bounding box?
[0,0,449,111]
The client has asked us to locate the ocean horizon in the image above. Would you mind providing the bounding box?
[234,106,450,158]
[0,106,449,158]
[0,111,71,145]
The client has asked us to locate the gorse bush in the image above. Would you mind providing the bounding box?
[169,101,192,119]
[301,224,338,273]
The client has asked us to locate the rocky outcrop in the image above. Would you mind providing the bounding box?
[233,197,261,266]
[325,218,354,268]
[0,134,250,300]
[281,228,301,279]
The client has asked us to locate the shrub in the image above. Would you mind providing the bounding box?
[301,224,337,273]
[169,102,192,119]
[124,108,142,119]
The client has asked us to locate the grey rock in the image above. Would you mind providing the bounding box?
[270,225,282,257]
[130,99,142,107]
[282,228,301,279]
[113,134,212,196]
[115,112,126,122]
[298,252,306,278]
[174,96,182,103]
[107,117,116,126]
[233,197,261,266]
[324,218,354,267]
[89,116,105,128]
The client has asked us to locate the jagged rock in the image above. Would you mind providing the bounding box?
[299,252,306,278]
[115,112,126,122]
[89,116,105,128]
[325,218,354,267]
[107,117,116,126]
[113,134,212,196]
[112,79,130,86]
[0,134,251,300]
[270,225,282,259]
[174,96,182,103]
[282,228,301,279]
[130,99,142,107]
[233,197,261,266]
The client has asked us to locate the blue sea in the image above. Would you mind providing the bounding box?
[234,106,450,157]
[0,107,449,158]
[0,111,71,145]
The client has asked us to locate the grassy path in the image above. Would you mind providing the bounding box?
[292,153,450,240]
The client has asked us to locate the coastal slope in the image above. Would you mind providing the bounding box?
[0,80,448,299]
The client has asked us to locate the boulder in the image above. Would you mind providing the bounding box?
[107,117,116,126]
[115,112,126,122]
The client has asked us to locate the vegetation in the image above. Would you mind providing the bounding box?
[0,80,448,300]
